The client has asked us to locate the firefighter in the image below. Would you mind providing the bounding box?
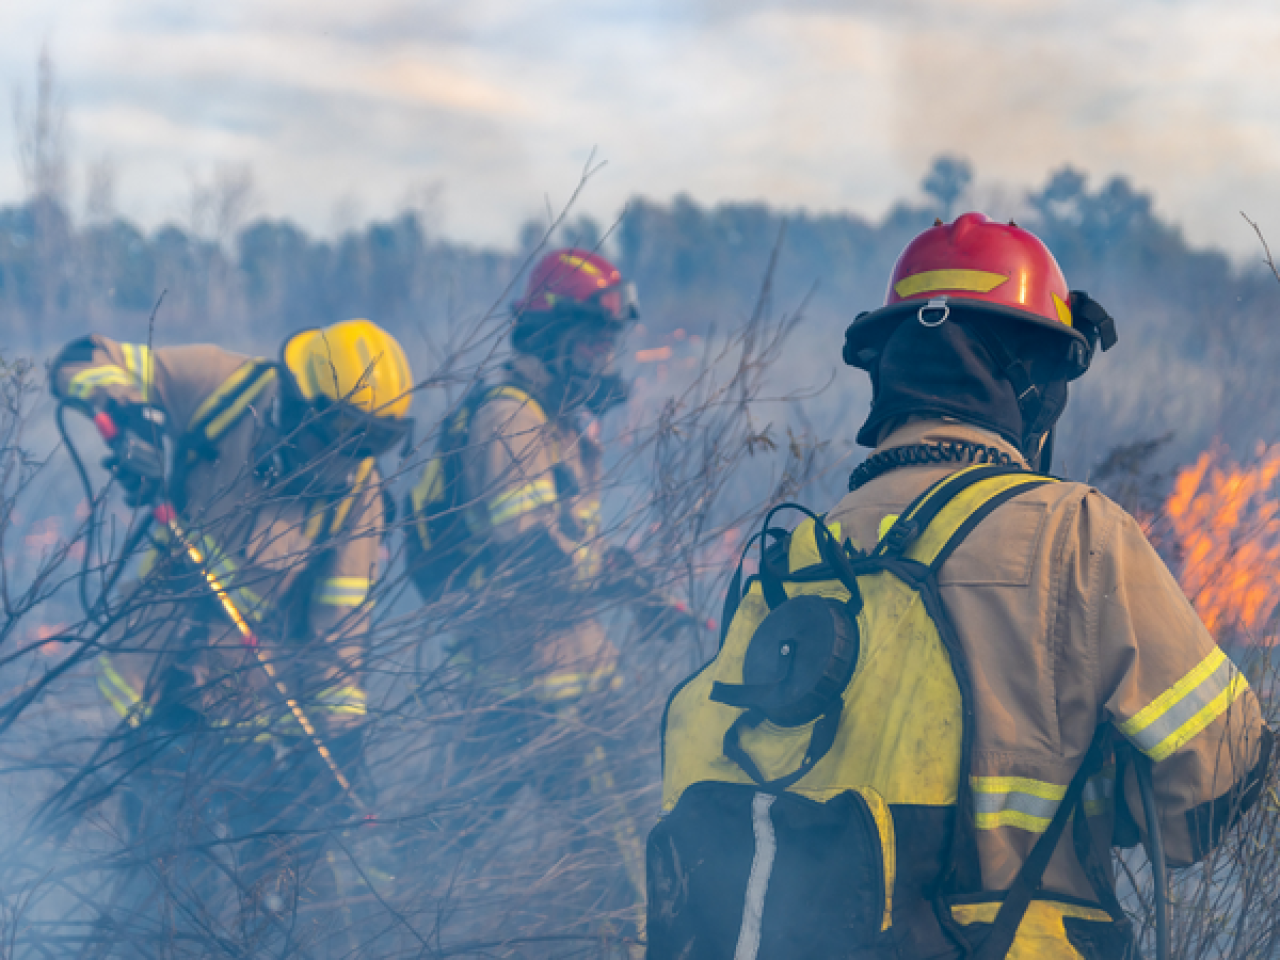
[405,247,647,904]
[650,213,1271,959]
[51,320,412,923]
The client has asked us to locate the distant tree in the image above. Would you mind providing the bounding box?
[84,156,117,224]
[559,214,602,251]
[517,216,547,257]
[922,154,973,221]
[12,43,68,207]
[187,163,257,249]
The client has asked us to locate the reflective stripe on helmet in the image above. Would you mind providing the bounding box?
[893,269,1008,299]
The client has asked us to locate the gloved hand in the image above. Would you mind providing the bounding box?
[633,595,701,644]
[601,547,705,642]
[600,546,652,600]
[100,403,166,507]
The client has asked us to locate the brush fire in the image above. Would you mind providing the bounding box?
[1165,444,1280,641]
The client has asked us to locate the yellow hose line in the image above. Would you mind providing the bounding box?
[161,507,360,805]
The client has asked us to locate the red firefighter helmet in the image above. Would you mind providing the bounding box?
[513,248,637,327]
[844,212,1095,379]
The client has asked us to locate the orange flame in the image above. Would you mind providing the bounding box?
[1165,444,1280,639]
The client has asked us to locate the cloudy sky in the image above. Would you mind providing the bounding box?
[2,0,1278,254]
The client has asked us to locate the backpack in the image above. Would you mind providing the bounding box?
[405,384,550,602]
[648,465,1118,960]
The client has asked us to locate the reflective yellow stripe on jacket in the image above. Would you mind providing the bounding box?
[534,666,621,703]
[315,684,367,718]
[96,654,147,726]
[1116,646,1249,762]
[971,769,1115,833]
[67,366,132,400]
[67,342,155,402]
[316,576,372,608]
[119,343,154,402]
[304,458,377,541]
[488,477,557,527]
[185,359,278,444]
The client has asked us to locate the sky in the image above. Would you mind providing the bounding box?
[2,0,1279,255]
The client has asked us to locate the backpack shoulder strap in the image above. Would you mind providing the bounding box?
[305,457,379,543]
[171,360,278,509]
[873,464,1056,567]
[973,726,1110,960]
[184,359,278,450]
[870,463,1060,907]
[481,383,546,421]
[440,383,548,456]
[408,383,546,549]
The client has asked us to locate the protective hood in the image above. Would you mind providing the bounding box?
[856,308,1067,455]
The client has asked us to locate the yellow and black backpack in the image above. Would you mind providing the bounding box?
[648,465,1126,960]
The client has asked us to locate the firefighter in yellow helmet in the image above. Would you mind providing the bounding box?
[650,215,1271,959]
[50,319,412,922]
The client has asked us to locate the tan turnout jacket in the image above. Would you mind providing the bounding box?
[827,418,1270,899]
[52,335,383,732]
[452,354,617,700]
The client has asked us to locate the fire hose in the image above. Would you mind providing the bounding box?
[85,407,366,812]
[1134,751,1170,960]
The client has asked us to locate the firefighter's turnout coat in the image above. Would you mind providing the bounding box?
[52,336,382,734]
[408,354,617,702]
[652,419,1270,959]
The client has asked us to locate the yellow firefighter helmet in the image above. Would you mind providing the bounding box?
[281,319,414,455]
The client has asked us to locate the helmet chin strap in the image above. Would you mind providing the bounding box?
[1029,429,1055,474]
[964,321,1067,467]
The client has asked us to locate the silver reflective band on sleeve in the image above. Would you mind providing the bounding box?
[317,576,372,608]
[734,792,777,960]
[971,776,1065,833]
[1117,647,1248,762]
[488,478,557,526]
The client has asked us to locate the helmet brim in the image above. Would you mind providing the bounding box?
[843,297,1092,378]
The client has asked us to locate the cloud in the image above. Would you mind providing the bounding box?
[1,0,1278,255]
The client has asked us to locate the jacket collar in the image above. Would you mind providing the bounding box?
[876,418,1029,469]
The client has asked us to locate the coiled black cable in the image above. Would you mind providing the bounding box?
[56,401,153,624]
[848,440,1020,491]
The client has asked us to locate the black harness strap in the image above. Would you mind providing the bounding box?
[874,464,1029,559]
[171,360,278,509]
[876,469,1057,905]
[973,725,1110,960]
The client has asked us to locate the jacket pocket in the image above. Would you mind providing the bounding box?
[948,893,1135,960]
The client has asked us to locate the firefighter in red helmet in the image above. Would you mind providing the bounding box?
[405,248,649,918]
[649,214,1270,959]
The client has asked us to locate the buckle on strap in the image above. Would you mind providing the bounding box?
[879,517,920,554]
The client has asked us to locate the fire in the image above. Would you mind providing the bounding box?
[1164,444,1280,640]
